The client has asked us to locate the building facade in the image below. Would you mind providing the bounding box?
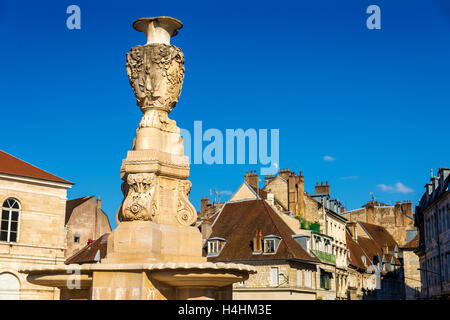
[414,168,450,299]
[65,196,111,258]
[0,150,73,299]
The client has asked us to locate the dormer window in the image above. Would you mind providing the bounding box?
[362,255,367,266]
[207,237,226,257]
[263,235,281,254]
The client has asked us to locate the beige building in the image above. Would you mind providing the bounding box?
[65,196,111,258]
[342,200,416,246]
[202,195,321,300]
[0,150,73,299]
[200,169,352,300]
[262,169,349,299]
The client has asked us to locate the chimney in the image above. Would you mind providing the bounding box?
[296,171,305,219]
[366,200,375,224]
[264,174,273,187]
[394,201,404,227]
[253,230,263,252]
[279,168,291,180]
[348,222,358,241]
[288,172,297,214]
[245,170,259,188]
[201,219,212,239]
[402,200,413,217]
[315,181,330,194]
[341,205,346,213]
[267,189,274,206]
[201,196,210,218]
[96,196,102,211]
[95,196,101,238]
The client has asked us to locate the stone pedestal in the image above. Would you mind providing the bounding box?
[103,221,205,264]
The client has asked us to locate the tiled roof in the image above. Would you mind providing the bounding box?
[359,221,398,251]
[346,231,372,271]
[65,196,94,225]
[402,234,419,249]
[0,150,73,184]
[65,233,109,265]
[206,199,320,263]
[355,236,382,264]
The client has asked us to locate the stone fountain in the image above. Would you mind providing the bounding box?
[20,16,255,300]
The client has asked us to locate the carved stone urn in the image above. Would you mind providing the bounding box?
[118,16,195,226]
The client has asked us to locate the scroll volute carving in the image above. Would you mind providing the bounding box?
[176,180,197,226]
[121,173,157,221]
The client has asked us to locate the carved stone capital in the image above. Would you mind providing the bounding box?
[126,44,184,114]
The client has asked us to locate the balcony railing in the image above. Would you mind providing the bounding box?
[313,249,336,264]
[299,218,321,233]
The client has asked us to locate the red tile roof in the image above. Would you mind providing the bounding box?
[346,231,372,271]
[0,150,73,184]
[402,234,419,249]
[65,233,109,265]
[359,221,398,251]
[206,199,320,263]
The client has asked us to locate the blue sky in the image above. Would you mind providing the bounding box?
[1,0,449,228]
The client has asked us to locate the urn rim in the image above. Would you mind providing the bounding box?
[133,16,183,37]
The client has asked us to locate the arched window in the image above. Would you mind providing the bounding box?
[1,198,20,242]
[0,273,20,300]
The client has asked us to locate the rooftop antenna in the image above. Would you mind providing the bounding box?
[210,188,220,204]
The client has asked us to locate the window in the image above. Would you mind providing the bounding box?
[1,198,20,243]
[305,270,312,288]
[73,235,80,244]
[320,271,332,290]
[264,239,276,253]
[0,273,20,300]
[263,235,281,254]
[208,240,219,254]
[297,269,303,287]
[270,267,279,286]
[207,238,226,256]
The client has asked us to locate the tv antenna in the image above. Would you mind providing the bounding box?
[210,188,220,204]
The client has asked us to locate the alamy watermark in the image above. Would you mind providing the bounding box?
[180,121,279,176]
[367,5,381,30]
[66,5,81,30]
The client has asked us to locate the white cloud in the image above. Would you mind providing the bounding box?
[377,182,414,194]
[323,155,336,162]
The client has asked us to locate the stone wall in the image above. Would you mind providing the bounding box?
[403,250,421,300]
[343,202,415,246]
[233,260,319,300]
[65,197,111,258]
